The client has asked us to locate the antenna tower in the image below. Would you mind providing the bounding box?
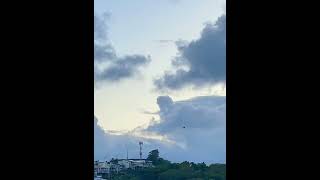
[139,141,143,159]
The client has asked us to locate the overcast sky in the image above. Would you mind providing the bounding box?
[94,0,226,163]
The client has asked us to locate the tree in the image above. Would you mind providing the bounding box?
[110,158,118,164]
[110,149,226,180]
[198,162,207,171]
[179,161,191,169]
[147,149,159,164]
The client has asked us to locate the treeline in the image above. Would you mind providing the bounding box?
[112,149,226,180]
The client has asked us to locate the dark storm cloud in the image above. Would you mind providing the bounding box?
[154,15,226,90]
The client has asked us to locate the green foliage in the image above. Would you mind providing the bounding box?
[110,158,118,164]
[147,149,160,164]
[111,149,226,180]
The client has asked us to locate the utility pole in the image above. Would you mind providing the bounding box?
[126,148,128,160]
[139,141,143,159]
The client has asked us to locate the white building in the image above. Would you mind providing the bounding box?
[94,158,154,178]
[94,161,110,174]
[118,159,130,169]
[94,175,104,180]
[117,159,153,170]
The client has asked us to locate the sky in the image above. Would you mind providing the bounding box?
[94,0,226,163]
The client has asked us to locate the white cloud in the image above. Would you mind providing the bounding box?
[95,95,225,163]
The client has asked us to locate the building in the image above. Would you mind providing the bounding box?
[94,175,104,180]
[94,158,154,179]
[117,159,153,170]
[94,161,110,174]
[117,159,130,169]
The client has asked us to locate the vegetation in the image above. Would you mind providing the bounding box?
[110,158,119,164]
[111,149,226,180]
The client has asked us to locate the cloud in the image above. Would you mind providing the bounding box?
[157,95,174,113]
[94,116,178,161]
[94,13,110,41]
[145,96,226,163]
[95,55,150,82]
[94,95,225,163]
[154,15,226,90]
[148,96,225,133]
[94,14,150,83]
[141,110,159,115]
[154,40,175,44]
[94,116,110,160]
